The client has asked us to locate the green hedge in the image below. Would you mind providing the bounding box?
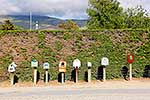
[0,29,149,81]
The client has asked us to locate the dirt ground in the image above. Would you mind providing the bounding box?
[0,78,150,89]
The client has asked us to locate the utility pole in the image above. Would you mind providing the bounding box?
[30,11,32,31]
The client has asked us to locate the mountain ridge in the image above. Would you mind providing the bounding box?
[0,15,87,29]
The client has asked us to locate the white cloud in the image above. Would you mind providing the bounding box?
[0,0,150,19]
[0,0,20,15]
[14,0,89,19]
[118,0,150,13]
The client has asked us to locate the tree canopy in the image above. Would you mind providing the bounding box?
[0,20,22,30]
[0,20,16,30]
[87,0,150,29]
[124,6,150,29]
[58,20,79,30]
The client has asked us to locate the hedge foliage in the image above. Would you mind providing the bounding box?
[0,29,149,81]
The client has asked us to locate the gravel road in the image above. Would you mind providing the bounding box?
[0,79,150,100]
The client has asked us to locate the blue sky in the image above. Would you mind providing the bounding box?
[0,0,150,19]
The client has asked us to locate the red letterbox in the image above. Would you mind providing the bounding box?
[127,54,134,64]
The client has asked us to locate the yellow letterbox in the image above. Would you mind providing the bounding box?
[59,61,67,73]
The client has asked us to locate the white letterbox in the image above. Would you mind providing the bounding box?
[73,59,81,68]
[87,62,92,68]
[43,62,50,69]
[101,57,109,66]
[31,60,38,68]
[8,62,17,73]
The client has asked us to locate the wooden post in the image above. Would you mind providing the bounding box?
[10,73,14,85]
[61,72,64,84]
[129,64,132,80]
[103,67,106,82]
[34,68,37,85]
[88,68,91,82]
[75,68,78,83]
[45,70,48,84]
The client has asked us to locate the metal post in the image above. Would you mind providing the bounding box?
[103,67,106,82]
[10,73,14,85]
[88,68,91,82]
[129,64,132,80]
[75,68,78,83]
[61,72,64,84]
[34,68,37,85]
[45,70,48,84]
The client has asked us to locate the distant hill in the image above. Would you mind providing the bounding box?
[0,15,87,29]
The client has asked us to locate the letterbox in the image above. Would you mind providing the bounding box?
[59,61,67,73]
[31,59,38,68]
[101,57,109,66]
[127,54,134,64]
[8,62,17,73]
[73,59,81,68]
[43,62,50,69]
[87,62,92,68]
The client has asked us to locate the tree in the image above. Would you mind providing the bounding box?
[1,20,16,30]
[87,0,125,29]
[124,6,150,29]
[87,0,150,29]
[58,20,79,30]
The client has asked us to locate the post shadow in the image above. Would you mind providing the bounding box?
[143,65,150,78]
[84,71,88,82]
[14,75,19,84]
[58,73,65,83]
[37,71,40,82]
[97,66,103,81]
[32,70,40,83]
[121,66,128,81]
[44,73,50,82]
[58,73,61,82]
[71,69,75,82]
